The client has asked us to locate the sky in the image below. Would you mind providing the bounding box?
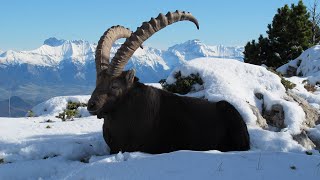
[0,0,316,51]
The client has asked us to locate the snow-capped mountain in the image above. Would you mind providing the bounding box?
[0,38,243,103]
[0,38,96,66]
[163,39,243,67]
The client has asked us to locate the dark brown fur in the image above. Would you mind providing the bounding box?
[88,70,250,154]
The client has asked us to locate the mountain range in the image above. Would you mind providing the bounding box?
[0,38,243,116]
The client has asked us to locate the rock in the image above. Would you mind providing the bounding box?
[249,104,268,129]
[249,91,320,150]
[292,130,316,150]
[263,104,285,130]
[286,91,319,128]
[307,134,320,150]
[254,93,263,100]
[307,127,320,150]
[286,65,297,77]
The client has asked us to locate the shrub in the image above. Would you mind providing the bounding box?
[55,101,87,121]
[160,71,203,95]
[67,101,87,110]
[268,68,296,91]
[281,78,296,90]
[302,80,317,92]
[27,110,35,117]
[304,84,317,92]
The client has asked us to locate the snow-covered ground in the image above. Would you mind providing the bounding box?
[1,58,320,179]
[0,97,319,179]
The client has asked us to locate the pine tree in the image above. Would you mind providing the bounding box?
[267,4,292,67]
[243,40,259,65]
[244,35,276,66]
[244,0,316,67]
[308,0,320,44]
[287,0,312,58]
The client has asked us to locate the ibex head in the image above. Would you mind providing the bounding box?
[88,69,136,117]
[87,11,199,117]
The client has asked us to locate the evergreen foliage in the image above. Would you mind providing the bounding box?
[267,68,296,91]
[244,1,317,67]
[160,71,203,95]
[27,110,35,117]
[55,101,87,121]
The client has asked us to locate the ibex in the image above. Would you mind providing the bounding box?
[88,10,250,154]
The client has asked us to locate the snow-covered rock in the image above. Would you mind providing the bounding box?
[278,45,320,85]
[31,95,91,117]
[167,58,305,136]
[308,124,320,149]
[277,45,320,114]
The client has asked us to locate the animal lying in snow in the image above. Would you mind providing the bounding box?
[87,10,250,154]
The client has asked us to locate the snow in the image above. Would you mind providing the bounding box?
[31,95,91,117]
[278,45,320,85]
[167,58,305,135]
[0,38,243,85]
[284,76,320,110]
[166,39,244,62]
[1,114,319,179]
[277,45,320,112]
[1,57,320,179]
[0,39,243,67]
[58,151,320,180]
[0,39,96,66]
[309,124,320,141]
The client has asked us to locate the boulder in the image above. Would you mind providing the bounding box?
[263,104,285,130]
[292,130,316,150]
[251,91,320,150]
[249,104,268,129]
[286,66,297,77]
[286,91,319,128]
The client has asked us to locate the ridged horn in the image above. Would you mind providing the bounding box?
[95,25,132,84]
[109,10,199,77]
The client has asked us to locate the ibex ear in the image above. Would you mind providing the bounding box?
[125,69,135,84]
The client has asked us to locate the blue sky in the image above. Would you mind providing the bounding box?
[0,0,314,50]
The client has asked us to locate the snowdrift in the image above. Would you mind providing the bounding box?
[278,45,320,85]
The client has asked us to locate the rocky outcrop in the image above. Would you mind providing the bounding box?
[292,131,316,150]
[286,91,320,127]
[252,91,319,149]
[263,104,285,130]
[286,66,297,77]
[249,104,268,129]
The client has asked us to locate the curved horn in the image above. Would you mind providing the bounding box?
[95,25,132,82]
[109,10,199,77]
